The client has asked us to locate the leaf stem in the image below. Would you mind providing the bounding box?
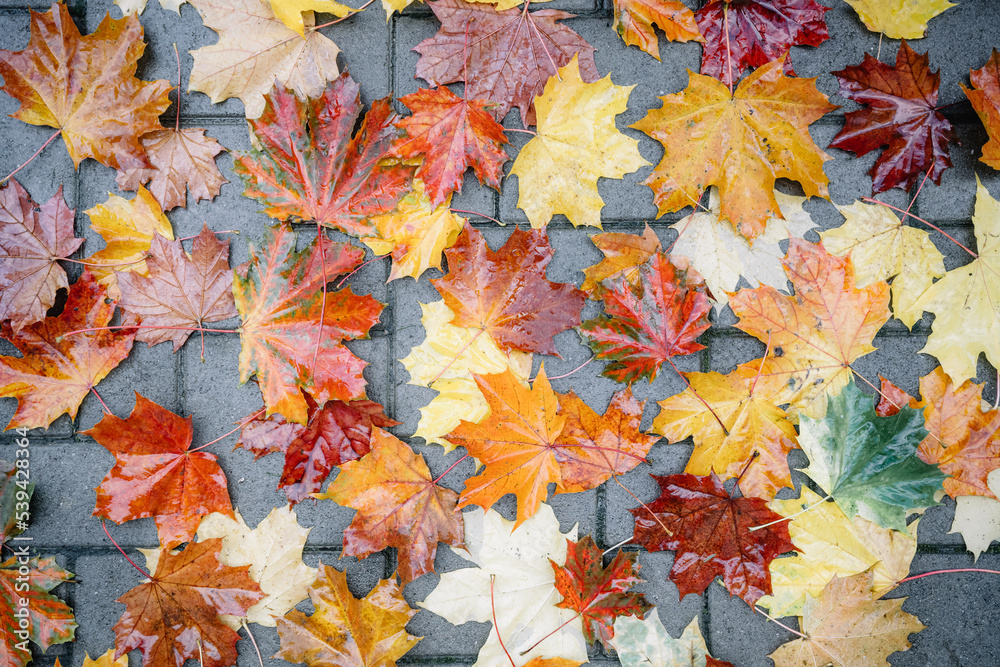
[504,128,537,135]
[723,3,734,94]
[310,0,377,29]
[751,331,771,395]
[241,620,265,667]
[313,223,328,373]
[491,574,517,667]
[531,356,593,381]
[101,519,151,579]
[174,43,182,131]
[0,129,62,186]
[58,324,239,340]
[755,606,807,639]
[90,387,111,415]
[749,494,831,532]
[336,254,387,289]
[450,208,504,225]
[861,197,978,259]
[428,326,486,385]
[519,613,578,655]
[57,254,150,268]
[898,568,1000,583]
[189,408,266,452]
[602,536,632,556]
[431,454,470,485]
[732,450,760,499]
[665,356,729,436]
[614,473,673,538]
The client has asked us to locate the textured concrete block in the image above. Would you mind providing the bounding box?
[705,578,797,667]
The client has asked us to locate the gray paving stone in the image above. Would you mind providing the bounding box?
[917,123,1000,223]
[705,579,797,667]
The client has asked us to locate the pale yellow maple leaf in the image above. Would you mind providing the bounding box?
[822,201,945,329]
[401,300,531,451]
[195,505,318,628]
[511,56,649,229]
[950,468,1000,561]
[912,177,1000,385]
[84,186,174,300]
[362,180,466,281]
[269,0,352,37]
[188,0,340,119]
[845,0,956,39]
[759,488,917,617]
[82,650,127,667]
[670,187,815,311]
[114,0,186,14]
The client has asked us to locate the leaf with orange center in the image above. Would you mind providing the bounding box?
[630,472,796,606]
[234,74,414,237]
[609,0,701,61]
[316,428,464,584]
[551,535,651,648]
[0,179,82,333]
[0,272,135,431]
[233,224,384,425]
[238,396,398,504]
[432,226,585,356]
[391,87,509,207]
[580,224,660,296]
[113,539,263,667]
[730,239,891,419]
[578,252,712,385]
[84,393,235,548]
[653,360,798,500]
[964,49,1000,170]
[631,58,837,241]
[0,4,172,171]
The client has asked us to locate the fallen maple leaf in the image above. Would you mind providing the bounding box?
[317,427,464,584]
[85,392,235,548]
[845,0,956,39]
[769,570,924,667]
[270,0,352,36]
[419,505,587,667]
[730,239,890,418]
[579,252,711,385]
[414,0,598,126]
[234,224,384,425]
[196,505,318,627]
[695,0,830,88]
[829,41,956,194]
[610,610,719,667]
[115,127,228,211]
[432,226,585,356]
[632,58,836,241]
[951,468,1000,561]
[0,3,172,171]
[235,75,414,237]
[275,563,420,667]
[81,650,127,667]
[0,555,76,667]
[391,87,508,207]
[630,472,796,606]
[188,0,341,119]
[115,0,186,15]
[798,379,946,532]
[551,535,651,647]
[511,56,649,229]
[0,180,82,333]
[610,0,701,61]
[821,200,945,328]
[114,539,262,667]
[0,272,135,431]
[580,224,660,296]
[911,177,1000,385]
[964,49,1000,170]
[238,395,398,503]
[116,225,237,351]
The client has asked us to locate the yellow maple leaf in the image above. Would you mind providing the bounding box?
[912,177,1000,385]
[580,224,661,295]
[759,488,917,617]
[269,0,352,36]
[84,186,174,300]
[845,0,956,39]
[362,180,466,281]
[821,201,945,329]
[511,56,649,229]
[81,650,128,667]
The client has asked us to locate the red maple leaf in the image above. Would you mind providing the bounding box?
[829,41,957,194]
[237,396,399,503]
[234,74,414,237]
[578,253,711,385]
[414,0,598,126]
[629,473,795,605]
[85,393,234,548]
[550,535,651,648]
[695,0,830,88]
[392,87,509,207]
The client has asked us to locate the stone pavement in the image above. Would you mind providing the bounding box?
[1,0,999,665]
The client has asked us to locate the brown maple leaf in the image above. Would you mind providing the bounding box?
[317,428,464,584]
[0,179,82,333]
[237,396,399,504]
[117,225,237,351]
[114,539,262,667]
[414,0,599,126]
[432,225,585,356]
[0,4,171,171]
[85,393,235,548]
[0,272,135,431]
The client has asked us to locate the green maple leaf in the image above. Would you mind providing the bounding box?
[798,379,946,532]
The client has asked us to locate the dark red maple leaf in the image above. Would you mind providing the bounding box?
[414,0,599,126]
[234,73,414,237]
[550,535,651,648]
[578,253,711,385]
[237,396,399,503]
[432,226,585,356]
[392,87,509,207]
[696,0,830,88]
[829,41,957,194]
[629,472,795,606]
